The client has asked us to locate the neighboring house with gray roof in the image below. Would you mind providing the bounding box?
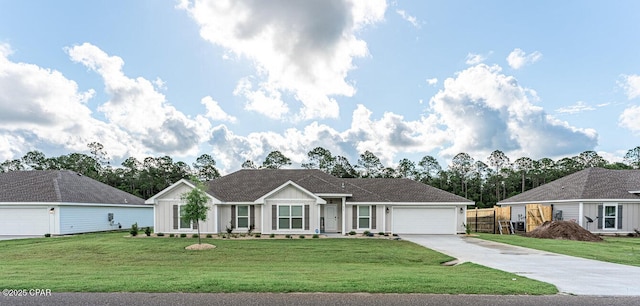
[0,170,152,236]
[146,169,473,235]
[498,167,640,234]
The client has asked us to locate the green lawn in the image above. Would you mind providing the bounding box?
[477,233,640,267]
[0,233,556,294]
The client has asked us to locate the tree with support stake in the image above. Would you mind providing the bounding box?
[181,180,210,245]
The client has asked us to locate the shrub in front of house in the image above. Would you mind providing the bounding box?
[254,233,261,238]
[192,234,199,238]
[157,233,165,237]
[206,234,213,238]
[363,230,370,236]
[144,227,151,236]
[130,223,139,236]
[44,233,51,238]
[299,235,305,239]
[180,233,187,238]
[378,232,385,236]
[285,234,292,239]
[348,231,356,236]
[269,233,275,238]
[169,233,175,238]
[312,234,319,239]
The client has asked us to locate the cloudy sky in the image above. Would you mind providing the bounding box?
[1,0,639,172]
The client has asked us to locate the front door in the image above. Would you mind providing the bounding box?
[325,204,338,232]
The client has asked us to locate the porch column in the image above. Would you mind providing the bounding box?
[341,197,346,235]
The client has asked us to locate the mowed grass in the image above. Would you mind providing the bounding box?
[0,233,556,294]
[477,233,640,267]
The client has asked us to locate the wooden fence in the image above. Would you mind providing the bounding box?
[525,204,552,232]
[466,206,511,234]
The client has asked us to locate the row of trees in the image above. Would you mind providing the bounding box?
[2,142,639,207]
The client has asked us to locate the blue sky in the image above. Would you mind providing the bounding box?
[1,0,639,173]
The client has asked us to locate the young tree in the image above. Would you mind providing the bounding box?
[180,181,210,244]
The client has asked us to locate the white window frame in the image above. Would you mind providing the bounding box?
[179,205,193,230]
[277,204,304,230]
[357,205,371,230]
[236,205,250,229]
[603,204,617,230]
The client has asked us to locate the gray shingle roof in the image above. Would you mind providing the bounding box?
[0,170,145,205]
[206,169,472,203]
[499,167,640,204]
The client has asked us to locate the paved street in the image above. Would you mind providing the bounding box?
[1,293,639,306]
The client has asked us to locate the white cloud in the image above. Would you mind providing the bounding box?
[201,96,237,123]
[207,104,446,171]
[66,43,211,156]
[619,105,640,134]
[426,78,438,86]
[0,43,13,57]
[178,0,386,120]
[555,101,596,114]
[506,48,542,69]
[619,74,640,100]
[465,53,487,65]
[429,64,597,159]
[233,77,289,119]
[0,134,27,162]
[0,43,135,157]
[396,9,420,28]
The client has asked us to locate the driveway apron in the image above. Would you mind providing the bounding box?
[402,235,640,296]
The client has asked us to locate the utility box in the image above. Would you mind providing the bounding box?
[108,213,114,222]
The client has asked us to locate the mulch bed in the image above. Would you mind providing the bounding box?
[524,221,603,242]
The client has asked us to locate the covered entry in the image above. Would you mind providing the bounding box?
[392,207,456,234]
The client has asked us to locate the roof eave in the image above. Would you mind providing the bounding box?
[499,198,640,205]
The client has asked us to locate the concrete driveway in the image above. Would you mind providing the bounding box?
[402,235,640,296]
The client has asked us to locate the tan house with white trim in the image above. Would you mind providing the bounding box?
[146,169,473,235]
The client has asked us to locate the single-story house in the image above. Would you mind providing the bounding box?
[0,170,153,236]
[498,167,640,234]
[146,169,473,235]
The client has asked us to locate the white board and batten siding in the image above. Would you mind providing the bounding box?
[58,205,153,235]
[263,184,318,234]
[155,199,217,234]
[391,206,457,234]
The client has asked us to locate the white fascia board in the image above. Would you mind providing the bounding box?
[253,180,327,204]
[217,202,258,205]
[315,193,353,197]
[628,190,640,194]
[144,179,221,204]
[0,202,152,208]
[346,201,472,205]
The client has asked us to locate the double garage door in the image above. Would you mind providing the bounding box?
[392,207,456,234]
[0,207,51,235]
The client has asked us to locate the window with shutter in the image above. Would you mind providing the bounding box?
[357,206,371,229]
[236,205,249,229]
[603,204,617,229]
[276,204,305,230]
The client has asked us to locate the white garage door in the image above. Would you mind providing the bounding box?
[392,207,456,234]
[0,207,50,235]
